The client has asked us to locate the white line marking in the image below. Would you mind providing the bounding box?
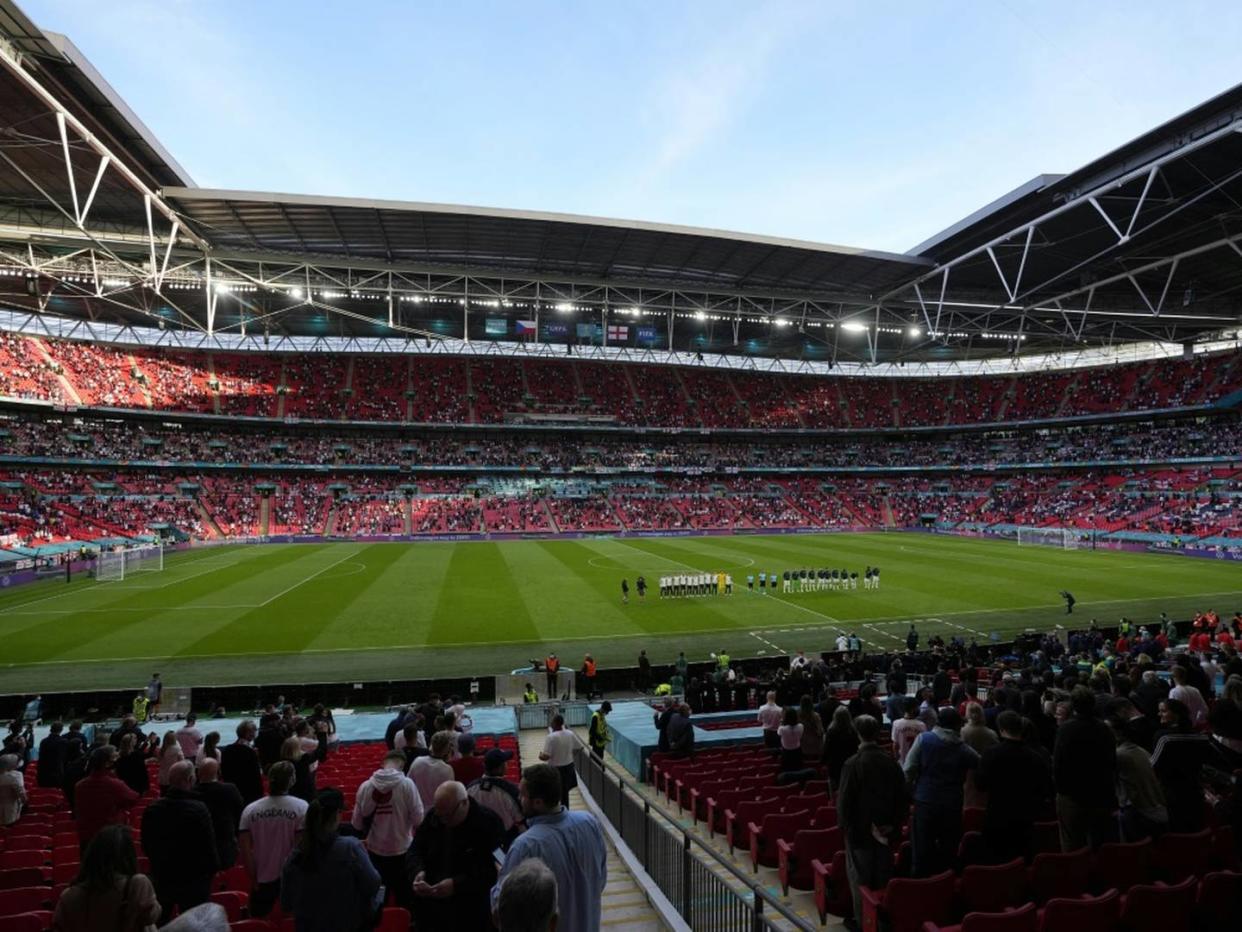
[749,631,783,654]
[764,597,847,634]
[112,561,240,590]
[256,548,364,607]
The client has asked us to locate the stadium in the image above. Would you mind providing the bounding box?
[0,3,1241,932]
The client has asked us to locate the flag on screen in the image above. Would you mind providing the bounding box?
[515,320,537,336]
[607,325,629,341]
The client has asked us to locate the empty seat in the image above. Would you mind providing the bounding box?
[749,809,810,870]
[377,906,411,932]
[0,852,46,871]
[4,911,53,932]
[1094,839,1153,894]
[1038,887,1120,932]
[923,901,1039,932]
[0,868,51,890]
[725,797,782,853]
[1118,876,1197,932]
[860,869,956,932]
[0,886,53,916]
[1153,829,1212,883]
[812,851,852,923]
[778,826,840,894]
[1028,848,1091,903]
[210,890,249,922]
[959,858,1029,915]
[1194,870,1242,932]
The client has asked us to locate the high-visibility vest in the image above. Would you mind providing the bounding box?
[546,657,559,673]
[584,659,597,677]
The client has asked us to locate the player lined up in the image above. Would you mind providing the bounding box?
[753,565,881,592]
[657,572,733,597]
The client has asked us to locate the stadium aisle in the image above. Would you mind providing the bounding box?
[568,727,845,932]
[517,729,668,931]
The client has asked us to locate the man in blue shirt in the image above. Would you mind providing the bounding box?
[492,763,607,932]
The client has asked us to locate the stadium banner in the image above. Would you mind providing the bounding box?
[607,324,629,342]
[542,321,569,340]
[576,322,601,343]
[515,320,537,336]
[636,325,659,344]
[485,318,508,336]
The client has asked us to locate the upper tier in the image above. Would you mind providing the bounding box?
[1,332,1239,429]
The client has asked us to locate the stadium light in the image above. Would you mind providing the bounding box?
[842,321,868,333]
[694,311,707,321]
[290,288,304,300]
[907,326,921,338]
[555,302,573,313]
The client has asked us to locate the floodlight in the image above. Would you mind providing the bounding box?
[842,321,867,333]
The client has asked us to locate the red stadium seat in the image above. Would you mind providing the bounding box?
[377,906,410,932]
[210,890,249,922]
[725,797,782,854]
[778,826,840,894]
[1194,870,1242,932]
[811,850,852,923]
[0,852,46,870]
[1153,830,1212,883]
[1118,876,1197,932]
[749,808,810,870]
[922,901,1039,932]
[0,886,53,916]
[1037,888,1120,932]
[959,858,1029,915]
[1094,839,1153,894]
[3,911,53,932]
[861,870,956,932]
[1028,848,1091,903]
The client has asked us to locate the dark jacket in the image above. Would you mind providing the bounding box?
[653,709,674,753]
[406,798,505,931]
[837,743,908,847]
[110,724,145,749]
[255,724,287,772]
[115,749,150,797]
[823,728,861,787]
[194,779,245,869]
[140,787,219,885]
[290,733,329,803]
[666,712,695,756]
[976,737,1054,831]
[1053,715,1117,808]
[282,835,382,932]
[905,728,979,810]
[220,741,264,805]
[36,734,68,788]
[1150,729,1230,832]
[384,712,410,750]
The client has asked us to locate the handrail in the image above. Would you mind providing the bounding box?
[572,738,817,931]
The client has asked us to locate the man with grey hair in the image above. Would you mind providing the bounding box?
[194,757,244,869]
[497,858,559,932]
[408,780,505,932]
[141,759,219,921]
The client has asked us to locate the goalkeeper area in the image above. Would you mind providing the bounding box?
[0,532,1239,692]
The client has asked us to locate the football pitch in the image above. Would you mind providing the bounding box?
[1,532,1239,693]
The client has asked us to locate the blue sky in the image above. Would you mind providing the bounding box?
[20,0,1242,253]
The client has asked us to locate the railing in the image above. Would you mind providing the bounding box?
[573,743,817,932]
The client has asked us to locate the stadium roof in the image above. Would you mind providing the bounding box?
[163,187,929,296]
[1,0,1242,363]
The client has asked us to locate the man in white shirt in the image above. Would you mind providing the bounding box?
[1168,665,1209,727]
[353,750,424,912]
[790,650,809,673]
[836,633,850,652]
[409,731,455,810]
[538,715,578,809]
[238,761,307,918]
[175,714,204,761]
[757,691,783,749]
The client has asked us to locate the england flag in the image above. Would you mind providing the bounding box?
[607,324,629,341]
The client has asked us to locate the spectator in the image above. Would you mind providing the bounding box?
[667,703,695,758]
[904,708,979,876]
[1053,685,1117,850]
[653,697,675,753]
[538,715,577,809]
[1168,665,1209,728]
[141,760,219,921]
[398,722,428,769]
[823,706,860,790]
[837,715,907,921]
[975,710,1054,862]
[409,731,455,811]
[146,673,163,719]
[492,764,608,932]
[587,702,611,759]
[51,825,161,932]
[176,714,205,761]
[352,750,424,913]
[385,705,413,750]
[778,706,804,773]
[239,760,308,918]
[194,758,244,870]
[220,720,263,805]
[282,729,328,803]
[75,746,140,851]
[1209,674,1242,755]
[1110,713,1169,841]
[468,748,524,849]
[451,734,486,785]
[200,731,221,763]
[0,753,25,825]
[282,788,382,932]
[158,730,184,795]
[407,780,506,932]
[110,716,144,749]
[961,702,998,809]
[891,698,927,766]
[255,714,287,771]
[114,733,150,798]
[757,691,783,749]
[799,695,825,762]
[37,721,69,788]
[496,858,558,932]
[1151,697,1230,832]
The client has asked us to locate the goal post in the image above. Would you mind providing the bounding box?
[96,542,165,582]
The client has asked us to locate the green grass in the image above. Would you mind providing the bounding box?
[1,532,1239,692]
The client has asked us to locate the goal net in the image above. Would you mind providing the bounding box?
[97,543,165,582]
[1016,527,1088,550]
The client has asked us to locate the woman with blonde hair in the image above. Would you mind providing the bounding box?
[281,725,328,802]
[156,730,182,796]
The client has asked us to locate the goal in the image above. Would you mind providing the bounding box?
[97,543,165,582]
[1016,527,1091,550]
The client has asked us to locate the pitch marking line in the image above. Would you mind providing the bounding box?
[749,631,783,654]
[112,561,241,590]
[256,548,365,606]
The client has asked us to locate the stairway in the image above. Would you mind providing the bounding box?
[881,497,897,527]
[1054,372,1083,417]
[207,353,222,414]
[259,497,270,536]
[994,374,1018,421]
[543,499,560,532]
[402,497,412,534]
[276,359,288,418]
[127,353,155,408]
[464,359,477,423]
[28,336,83,404]
[323,502,340,536]
[405,357,415,422]
[194,500,225,538]
[516,730,668,931]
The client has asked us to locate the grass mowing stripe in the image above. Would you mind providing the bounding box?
[427,542,541,647]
